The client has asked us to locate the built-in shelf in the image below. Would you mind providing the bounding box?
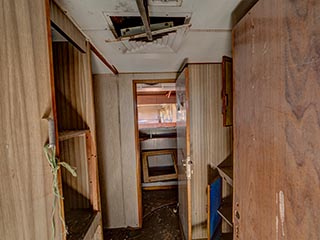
[217,154,233,187]
[218,195,233,228]
[220,232,233,240]
[58,130,89,141]
[218,203,233,227]
[65,209,100,240]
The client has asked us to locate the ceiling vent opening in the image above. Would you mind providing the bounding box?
[109,16,186,39]
[148,0,183,7]
[104,14,191,54]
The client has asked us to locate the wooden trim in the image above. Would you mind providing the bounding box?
[87,42,102,213]
[90,43,119,75]
[45,0,66,238]
[231,0,259,27]
[207,185,211,240]
[58,130,89,141]
[50,0,86,52]
[184,67,192,240]
[143,185,178,191]
[133,82,143,228]
[85,132,100,212]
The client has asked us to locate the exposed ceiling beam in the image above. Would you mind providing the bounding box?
[135,0,153,41]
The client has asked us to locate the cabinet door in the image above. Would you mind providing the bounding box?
[0,0,56,239]
[233,0,320,239]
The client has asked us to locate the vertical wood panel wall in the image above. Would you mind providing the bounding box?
[189,64,232,239]
[93,73,176,228]
[0,0,56,239]
[93,75,126,227]
[233,0,320,239]
[53,42,95,210]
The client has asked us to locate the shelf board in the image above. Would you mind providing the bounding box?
[217,154,233,186]
[221,232,233,240]
[58,130,89,141]
[65,209,97,240]
[218,203,233,227]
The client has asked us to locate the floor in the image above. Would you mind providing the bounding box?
[104,189,182,240]
[65,209,96,240]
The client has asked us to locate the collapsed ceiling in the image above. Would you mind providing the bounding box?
[54,0,240,73]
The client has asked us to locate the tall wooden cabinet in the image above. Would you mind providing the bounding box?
[233,0,320,239]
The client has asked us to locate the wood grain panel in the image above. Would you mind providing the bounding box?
[50,0,86,53]
[176,67,192,240]
[188,64,232,239]
[93,75,126,227]
[93,73,177,228]
[233,0,320,239]
[53,41,97,210]
[0,0,55,239]
[60,137,90,209]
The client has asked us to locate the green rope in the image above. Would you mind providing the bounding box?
[44,144,77,240]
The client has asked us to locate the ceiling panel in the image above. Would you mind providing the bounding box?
[55,0,240,73]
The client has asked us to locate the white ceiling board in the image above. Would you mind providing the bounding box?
[91,52,113,74]
[88,30,231,73]
[55,0,241,73]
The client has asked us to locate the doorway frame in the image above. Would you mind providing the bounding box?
[132,78,176,227]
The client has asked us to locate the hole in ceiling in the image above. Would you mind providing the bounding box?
[148,0,183,7]
[109,16,186,39]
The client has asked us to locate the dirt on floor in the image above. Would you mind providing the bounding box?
[104,189,182,240]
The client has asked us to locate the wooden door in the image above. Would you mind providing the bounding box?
[176,67,192,239]
[233,0,320,239]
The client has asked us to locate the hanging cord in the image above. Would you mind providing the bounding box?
[44,144,77,240]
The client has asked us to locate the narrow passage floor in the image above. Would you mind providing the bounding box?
[104,189,182,240]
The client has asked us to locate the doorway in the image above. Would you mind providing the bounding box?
[132,79,182,238]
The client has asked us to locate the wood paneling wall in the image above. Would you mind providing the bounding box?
[188,64,232,239]
[93,73,176,228]
[233,0,320,239]
[53,42,96,210]
[93,70,231,235]
[93,75,126,227]
[0,0,57,239]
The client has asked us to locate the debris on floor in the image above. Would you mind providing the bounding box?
[104,189,182,240]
